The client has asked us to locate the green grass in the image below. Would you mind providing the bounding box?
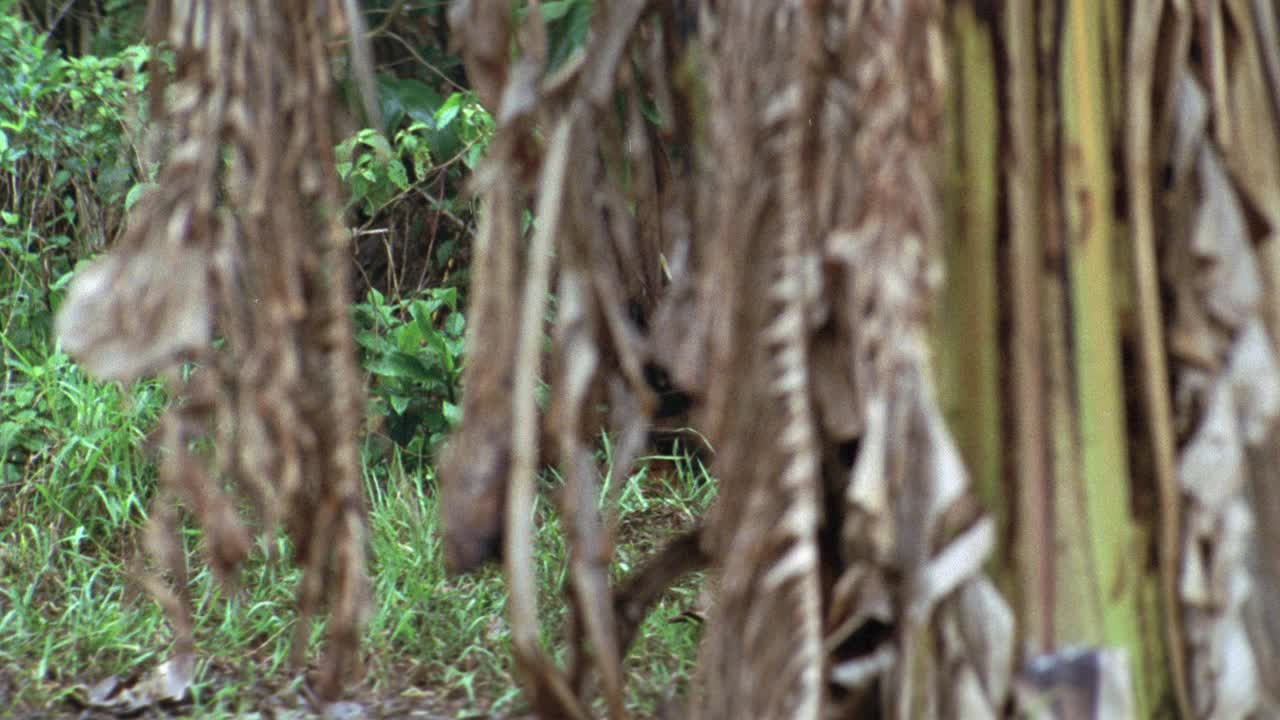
[0,340,713,718]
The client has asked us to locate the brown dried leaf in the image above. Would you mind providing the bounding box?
[947,666,998,720]
[1170,74,1211,183]
[1192,147,1263,329]
[56,246,210,382]
[69,654,194,716]
[948,578,1015,707]
[1226,319,1280,445]
[844,393,893,561]
[911,517,995,625]
[1178,378,1246,509]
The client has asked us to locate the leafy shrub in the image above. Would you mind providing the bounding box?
[0,11,161,533]
[0,342,163,543]
[337,88,493,217]
[353,286,466,464]
[337,89,490,466]
[338,85,492,300]
[0,10,149,353]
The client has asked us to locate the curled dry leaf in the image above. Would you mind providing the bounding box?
[1191,149,1263,331]
[69,654,194,716]
[1178,379,1246,510]
[56,243,210,382]
[1226,319,1280,446]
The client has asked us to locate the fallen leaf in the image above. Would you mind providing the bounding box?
[69,654,194,716]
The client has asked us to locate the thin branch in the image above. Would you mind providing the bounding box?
[504,113,589,720]
[368,0,408,37]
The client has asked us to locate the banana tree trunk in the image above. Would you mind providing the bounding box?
[936,1,1280,717]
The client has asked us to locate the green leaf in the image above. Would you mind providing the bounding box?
[412,147,431,182]
[387,158,409,190]
[353,330,384,352]
[445,312,465,337]
[442,400,462,427]
[466,142,486,169]
[50,270,75,291]
[410,299,435,335]
[541,0,577,20]
[394,322,424,352]
[0,210,18,226]
[11,383,35,407]
[435,286,459,310]
[547,0,593,71]
[364,132,394,158]
[389,394,410,416]
[428,333,455,373]
[375,74,444,132]
[402,120,432,137]
[124,182,156,211]
[367,352,430,382]
[435,93,463,130]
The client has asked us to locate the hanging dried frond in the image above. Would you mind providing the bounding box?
[1153,1,1280,715]
[442,0,1280,717]
[445,0,1014,717]
[439,2,700,717]
[55,0,370,703]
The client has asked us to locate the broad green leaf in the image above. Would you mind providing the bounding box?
[429,333,455,373]
[541,0,577,20]
[364,131,394,158]
[355,331,389,355]
[466,142,486,169]
[435,93,463,130]
[387,158,409,190]
[442,400,462,427]
[368,352,430,382]
[445,312,465,337]
[376,74,444,132]
[433,286,458,309]
[395,322,424,352]
[436,240,457,267]
[410,299,435,335]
